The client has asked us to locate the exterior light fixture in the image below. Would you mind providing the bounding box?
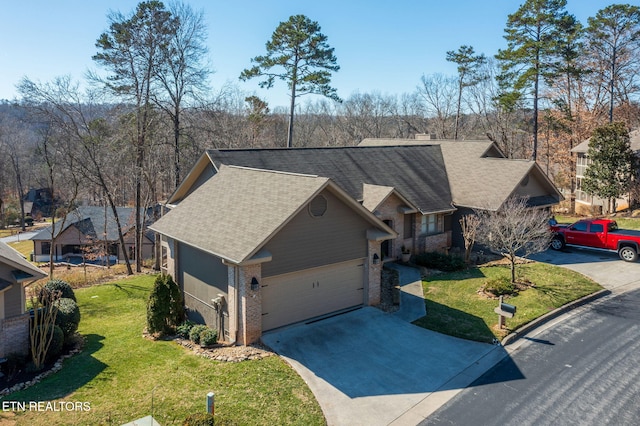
[372,253,380,264]
[251,277,260,291]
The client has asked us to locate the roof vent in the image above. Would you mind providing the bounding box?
[309,195,328,217]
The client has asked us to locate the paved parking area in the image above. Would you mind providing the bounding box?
[531,247,640,293]
[262,307,505,426]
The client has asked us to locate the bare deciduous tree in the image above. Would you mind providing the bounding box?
[29,285,60,371]
[476,196,552,283]
[460,214,481,264]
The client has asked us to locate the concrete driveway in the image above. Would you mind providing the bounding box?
[262,307,507,426]
[531,247,640,293]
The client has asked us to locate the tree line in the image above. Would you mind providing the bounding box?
[1,0,639,274]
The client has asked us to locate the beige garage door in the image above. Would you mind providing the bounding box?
[261,258,365,331]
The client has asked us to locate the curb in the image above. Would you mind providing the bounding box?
[501,288,612,346]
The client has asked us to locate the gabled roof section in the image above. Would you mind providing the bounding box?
[167,152,218,205]
[357,138,561,210]
[151,165,395,264]
[0,240,47,281]
[362,184,418,213]
[572,129,640,154]
[206,146,453,214]
[32,206,139,242]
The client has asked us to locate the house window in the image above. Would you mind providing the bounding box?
[309,195,328,217]
[421,214,439,234]
[161,246,168,269]
[403,215,415,238]
[41,242,51,255]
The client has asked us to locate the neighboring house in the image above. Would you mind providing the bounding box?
[0,240,47,359]
[23,188,56,219]
[151,165,396,345]
[31,206,154,263]
[572,129,640,215]
[152,137,562,344]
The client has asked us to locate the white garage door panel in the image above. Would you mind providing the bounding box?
[262,259,365,331]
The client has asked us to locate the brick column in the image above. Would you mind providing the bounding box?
[236,264,262,345]
[367,240,382,305]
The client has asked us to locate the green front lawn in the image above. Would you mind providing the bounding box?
[1,275,324,426]
[414,263,602,343]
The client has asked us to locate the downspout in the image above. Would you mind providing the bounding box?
[230,265,239,345]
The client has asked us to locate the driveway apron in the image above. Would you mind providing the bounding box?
[262,265,504,426]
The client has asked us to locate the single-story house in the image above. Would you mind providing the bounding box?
[32,206,154,263]
[0,240,47,358]
[151,165,396,344]
[572,129,640,215]
[152,137,562,344]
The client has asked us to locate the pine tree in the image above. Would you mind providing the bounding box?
[496,0,573,161]
[240,15,340,148]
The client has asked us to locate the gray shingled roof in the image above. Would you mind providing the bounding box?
[360,139,558,210]
[572,129,640,153]
[0,240,47,280]
[151,166,332,263]
[32,206,139,242]
[436,143,537,210]
[206,146,454,214]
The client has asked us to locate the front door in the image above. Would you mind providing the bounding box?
[381,220,393,259]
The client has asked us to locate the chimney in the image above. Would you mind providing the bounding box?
[416,133,436,141]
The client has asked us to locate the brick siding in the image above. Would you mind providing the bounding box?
[0,314,30,358]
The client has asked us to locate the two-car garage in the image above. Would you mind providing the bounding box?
[261,258,366,331]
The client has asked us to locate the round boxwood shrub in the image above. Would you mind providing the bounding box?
[483,277,516,297]
[188,324,209,344]
[32,324,64,363]
[176,320,196,339]
[199,328,218,347]
[53,298,81,342]
[39,279,76,305]
[182,413,215,426]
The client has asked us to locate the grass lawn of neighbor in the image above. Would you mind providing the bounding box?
[0,275,324,426]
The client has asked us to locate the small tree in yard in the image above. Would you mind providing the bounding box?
[476,196,552,283]
[30,285,61,371]
[147,274,184,335]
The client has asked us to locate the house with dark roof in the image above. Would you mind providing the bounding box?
[151,138,562,345]
[31,206,154,264]
[0,240,47,359]
[572,129,640,215]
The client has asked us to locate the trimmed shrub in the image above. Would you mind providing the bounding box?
[31,324,64,363]
[53,298,81,342]
[147,274,185,335]
[188,324,209,344]
[182,413,215,426]
[176,320,196,339]
[414,252,465,272]
[484,277,516,297]
[39,279,76,305]
[199,328,218,347]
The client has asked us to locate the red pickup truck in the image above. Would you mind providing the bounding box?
[550,218,640,262]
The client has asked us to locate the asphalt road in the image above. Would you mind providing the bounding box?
[421,289,640,426]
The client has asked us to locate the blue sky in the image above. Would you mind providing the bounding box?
[0,0,617,108]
